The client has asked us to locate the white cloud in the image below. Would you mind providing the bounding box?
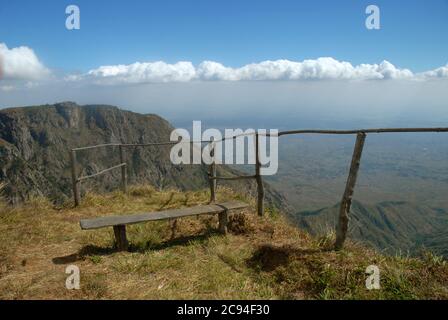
[197,61,239,81]
[0,42,442,86]
[76,57,423,84]
[0,43,50,81]
[84,61,196,84]
[198,58,414,81]
[419,64,448,79]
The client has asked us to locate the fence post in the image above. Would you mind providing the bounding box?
[70,149,81,207]
[119,145,128,193]
[255,133,265,216]
[209,142,216,202]
[335,132,366,250]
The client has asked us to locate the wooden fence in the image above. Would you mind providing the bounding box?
[69,127,448,250]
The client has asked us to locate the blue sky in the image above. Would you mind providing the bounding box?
[1,0,447,128]
[1,0,447,73]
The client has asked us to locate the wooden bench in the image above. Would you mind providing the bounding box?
[80,201,248,251]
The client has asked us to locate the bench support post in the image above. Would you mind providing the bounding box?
[218,211,228,235]
[113,225,129,251]
[335,133,366,251]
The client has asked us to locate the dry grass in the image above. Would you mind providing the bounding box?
[0,185,447,300]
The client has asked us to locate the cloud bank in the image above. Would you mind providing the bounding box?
[197,59,414,81]
[0,43,50,81]
[73,58,448,85]
[1,42,447,87]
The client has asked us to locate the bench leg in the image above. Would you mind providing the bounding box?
[218,211,228,235]
[113,225,129,251]
[170,219,178,240]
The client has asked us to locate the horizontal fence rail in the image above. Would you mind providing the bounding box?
[77,163,126,182]
[72,143,121,151]
[275,127,448,136]
[69,126,448,250]
[210,175,257,181]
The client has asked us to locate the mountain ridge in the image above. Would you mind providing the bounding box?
[0,102,285,209]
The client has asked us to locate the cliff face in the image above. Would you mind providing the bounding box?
[0,102,210,203]
[0,102,286,209]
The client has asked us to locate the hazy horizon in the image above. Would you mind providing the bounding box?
[1,78,448,131]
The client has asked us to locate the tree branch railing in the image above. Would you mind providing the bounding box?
[69,126,448,250]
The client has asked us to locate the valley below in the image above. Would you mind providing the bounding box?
[265,134,448,257]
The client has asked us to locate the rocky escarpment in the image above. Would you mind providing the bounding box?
[0,102,286,209]
[0,102,201,203]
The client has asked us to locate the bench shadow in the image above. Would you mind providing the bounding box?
[246,244,332,272]
[52,245,117,264]
[52,230,219,265]
[132,229,219,253]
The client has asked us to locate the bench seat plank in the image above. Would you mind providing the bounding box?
[80,200,248,230]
